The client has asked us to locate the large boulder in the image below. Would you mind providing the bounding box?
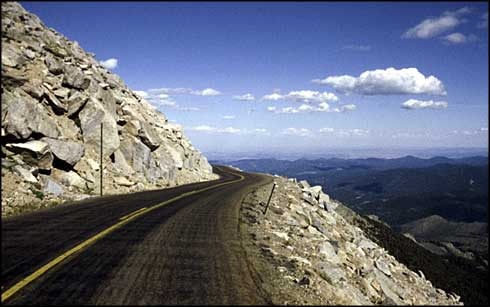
[43,85,67,114]
[138,122,161,151]
[44,53,63,75]
[62,65,90,90]
[41,137,84,166]
[119,136,151,174]
[79,98,120,157]
[6,140,53,170]
[66,91,88,117]
[4,94,60,139]
[52,169,86,189]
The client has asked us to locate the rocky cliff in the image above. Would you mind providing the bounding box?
[1,2,217,217]
[240,175,462,305]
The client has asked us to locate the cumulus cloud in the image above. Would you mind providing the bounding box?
[100,58,118,69]
[198,88,222,96]
[286,90,339,103]
[402,7,471,39]
[282,128,312,137]
[262,93,284,101]
[401,99,448,110]
[223,115,236,119]
[233,93,255,101]
[313,67,446,96]
[342,45,371,51]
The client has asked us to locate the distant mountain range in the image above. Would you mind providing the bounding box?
[220,155,488,258]
[215,155,488,175]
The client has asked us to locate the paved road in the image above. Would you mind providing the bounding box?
[1,166,272,305]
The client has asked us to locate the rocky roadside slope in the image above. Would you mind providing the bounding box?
[239,174,462,305]
[1,2,217,217]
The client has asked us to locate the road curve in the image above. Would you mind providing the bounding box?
[1,166,272,305]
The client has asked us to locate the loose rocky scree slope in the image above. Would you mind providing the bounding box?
[240,174,462,305]
[1,2,217,217]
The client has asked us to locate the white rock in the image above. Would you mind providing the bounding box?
[13,165,38,183]
[114,176,135,186]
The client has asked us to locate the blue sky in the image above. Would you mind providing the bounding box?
[21,2,488,155]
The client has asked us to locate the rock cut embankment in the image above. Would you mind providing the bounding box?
[1,2,217,216]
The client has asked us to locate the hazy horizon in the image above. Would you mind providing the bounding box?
[205,146,489,161]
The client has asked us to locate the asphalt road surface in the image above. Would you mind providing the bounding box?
[1,166,272,305]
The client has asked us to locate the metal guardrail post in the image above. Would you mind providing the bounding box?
[263,183,276,214]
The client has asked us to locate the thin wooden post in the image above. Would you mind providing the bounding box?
[100,122,103,196]
[263,183,276,214]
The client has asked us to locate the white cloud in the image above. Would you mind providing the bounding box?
[340,104,357,111]
[452,128,488,135]
[253,128,268,134]
[318,128,369,137]
[401,99,448,110]
[313,67,446,96]
[157,93,170,99]
[441,32,478,44]
[319,127,335,133]
[223,115,236,120]
[441,32,467,44]
[285,90,339,103]
[188,125,241,134]
[133,90,148,99]
[282,128,312,137]
[267,102,356,114]
[298,104,314,112]
[221,127,241,134]
[191,125,215,132]
[198,88,222,96]
[350,128,370,136]
[147,87,221,96]
[402,7,471,39]
[100,58,118,69]
[148,87,192,95]
[392,131,430,139]
[342,45,371,51]
[403,15,460,39]
[233,93,255,101]
[176,106,200,112]
[262,90,338,103]
[262,93,284,101]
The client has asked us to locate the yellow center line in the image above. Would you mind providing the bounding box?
[1,168,244,303]
[119,207,147,221]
